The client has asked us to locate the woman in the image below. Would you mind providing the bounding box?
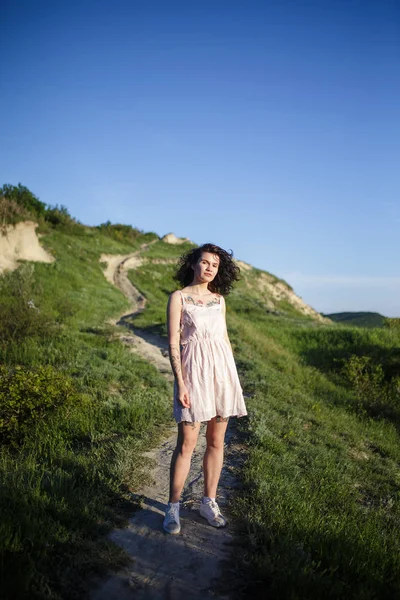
[163,243,248,534]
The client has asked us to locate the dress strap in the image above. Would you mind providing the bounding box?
[178,290,185,305]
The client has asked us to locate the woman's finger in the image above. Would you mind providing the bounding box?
[179,394,190,408]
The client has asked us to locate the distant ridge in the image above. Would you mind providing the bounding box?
[324,312,386,328]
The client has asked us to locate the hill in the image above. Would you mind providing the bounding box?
[325,311,386,328]
[2,183,400,600]
[0,183,327,323]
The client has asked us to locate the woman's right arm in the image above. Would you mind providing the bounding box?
[167,291,184,385]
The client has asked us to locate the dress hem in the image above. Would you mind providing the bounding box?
[174,409,248,424]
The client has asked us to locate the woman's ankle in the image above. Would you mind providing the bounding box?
[202,495,216,503]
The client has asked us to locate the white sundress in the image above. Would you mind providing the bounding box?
[173,290,248,423]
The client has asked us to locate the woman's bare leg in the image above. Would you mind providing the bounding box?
[168,421,201,503]
[203,416,229,498]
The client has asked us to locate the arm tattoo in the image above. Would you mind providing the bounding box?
[169,343,183,383]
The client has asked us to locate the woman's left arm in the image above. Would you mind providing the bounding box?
[221,296,233,353]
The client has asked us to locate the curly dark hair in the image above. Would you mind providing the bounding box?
[173,243,241,296]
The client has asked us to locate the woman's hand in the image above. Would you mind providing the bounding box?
[177,382,191,408]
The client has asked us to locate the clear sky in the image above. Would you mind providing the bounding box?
[1,0,399,316]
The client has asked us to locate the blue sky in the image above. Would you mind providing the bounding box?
[1,0,399,316]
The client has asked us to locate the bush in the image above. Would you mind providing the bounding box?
[342,354,400,421]
[0,364,85,445]
[0,264,56,343]
[96,221,146,244]
[0,184,46,219]
[44,203,81,229]
[384,317,400,330]
[0,183,83,231]
[0,196,31,229]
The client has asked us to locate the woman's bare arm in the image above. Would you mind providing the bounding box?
[167,291,185,385]
[221,296,233,353]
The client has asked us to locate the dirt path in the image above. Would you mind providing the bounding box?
[93,243,246,600]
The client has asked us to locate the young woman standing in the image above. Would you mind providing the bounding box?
[163,243,248,534]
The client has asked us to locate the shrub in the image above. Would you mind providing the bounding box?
[384,317,400,330]
[0,364,85,445]
[44,203,80,229]
[96,221,146,244]
[0,183,47,219]
[0,264,56,343]
[0,183,83,231]
[0,196,31,229]
[342,354,400,421]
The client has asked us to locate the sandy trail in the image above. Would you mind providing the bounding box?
[94,243,246,599]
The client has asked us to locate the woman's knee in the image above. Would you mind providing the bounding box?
[205,436,224,451]
[176,438,197,456]
[175,423,199,456]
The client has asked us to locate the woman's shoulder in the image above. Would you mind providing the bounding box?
[169,289,183,303]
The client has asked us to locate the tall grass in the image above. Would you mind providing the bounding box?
[124,255,400,598]
[228,315,400,599]
[0,222,175,599]
[2,187,400,599]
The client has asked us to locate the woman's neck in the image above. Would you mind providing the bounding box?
[186,283,211,296]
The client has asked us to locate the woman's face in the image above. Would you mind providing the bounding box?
[192,251,220,285]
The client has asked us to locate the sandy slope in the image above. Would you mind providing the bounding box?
[0,221,54,273]
[94,242,246,599]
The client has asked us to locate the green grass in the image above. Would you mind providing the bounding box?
[0,226,176,599]
[123,249,400,598]
[2,198,400,599]
[127,256,400,599]
[228,316,400,599]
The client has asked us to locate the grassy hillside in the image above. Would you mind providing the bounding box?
[127,248,400,599]
[326,311,386,328]
[229,320,400,599]
[130,252,400,599]
[2,184,400,599]
[0,193,171,599]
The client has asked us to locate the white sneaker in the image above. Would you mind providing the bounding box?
[163,502,181,534]
[199,499,227,528]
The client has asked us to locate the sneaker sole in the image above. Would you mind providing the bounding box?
[199,512,227,528]
[163,525,181,535]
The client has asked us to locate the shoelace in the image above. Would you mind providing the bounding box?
[208,500,223,517]
[166,505,179,522]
